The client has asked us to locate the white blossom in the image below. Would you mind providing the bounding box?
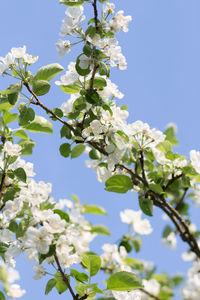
[2,141,21,157]
[120,209,153,235]
[56,39,71,58]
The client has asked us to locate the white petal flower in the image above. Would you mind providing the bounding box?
[23,54,38,65]
[56,39,71,58]
[79,54,90,69]
[7,284,26,298]
[190,150,200,173]
[120,209,153,235]
[2,141,21,157]
[11,46,26,59]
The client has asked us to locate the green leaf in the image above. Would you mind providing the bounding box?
[23,116,53,134]
[164,126,178,146]
[18,139,35,156]
[83,43,92,57]
[139,196,153,216]
[0,82,22,95]
[76,54,91,76]
[45,279,57,295]
[93,77,107,89]
[149,184,163,194]
[52,108,63,119]
[71,144,85,159]
[107,271,143,291]
[34,63,64,82]
[60,84,81,94]
[124,258,144,271]
[59,143,71,158]
[0,94,15,112]
[131,237,142,253]
[13,130,29,140]
[8,221,19,233]
[14,167,27,183]
[60,0,84,6]
[54,272,68,294]
[162,225,173,238]
[82,204,106,215]
[0,291,5,300]
[18,106,35,126]
[91,224,110,236]
[70,269,89,282]
[99,62,110,76]
[105,175,133,194]
[32,80,51,96]
[156,141,172,153]
[60,125,72,139]
[53,209,70,222]
[85,90,100,104]
[8,92,18,105]
[81,253,101,277]
[3,111,18,124]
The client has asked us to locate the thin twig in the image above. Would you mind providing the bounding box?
[175,187,189,210]
[139,288,162,300]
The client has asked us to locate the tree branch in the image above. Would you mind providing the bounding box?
[54,255,88,300]
[139,288,162,300]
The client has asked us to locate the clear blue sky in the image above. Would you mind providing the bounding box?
[1,1,200,299]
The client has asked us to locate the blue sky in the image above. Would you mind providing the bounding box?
[1,0,200,299]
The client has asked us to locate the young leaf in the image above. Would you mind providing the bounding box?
[14,167,27,183]
[0,292,5,300]
[18,106,35,126]
[105,175,133,194]
[3,111,18,124]
[81,253,101,277]
[107,271,143,291]
[82,204,107,215]
[13,130,29,140]
[71,144,85,159]
[23,116,53,134]
[70,269,89,282]
[59,143,71,158]
[53,209,70,222]
[55,273,68,294]
[131,237,142,253]
[34,63,64,82]
[32,80,51,96]
[45,278,57,295]
[91,224,110,236]
[139,196,153,216]
[60,0,84,6]
[60,84,80,94]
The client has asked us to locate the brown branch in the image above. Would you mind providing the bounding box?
[89,63,99,90]
[175,187,189,210]
[92,0,98,31]
[54,255,88,300]
[163,173,183,191]
[139,288,162,300]
[139,150,148,186]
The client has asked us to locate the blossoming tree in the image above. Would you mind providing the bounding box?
[0,0,199,299]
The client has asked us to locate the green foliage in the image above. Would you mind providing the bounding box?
[23,116,53,134]
[91,224,110,236]
[45,279,57,295]
[82,204,107,215]
[18,139,35,156]
[124,258,144,271]
[3,111,18,124]
[34,63,64,82]
[32,80,51,96]
[70,269,89,282]
[105,175,133,193]
[60,0,84,6]
[0,291,5,300]
[81,253,101,277]
[139,196,153,216]
[59,143,71,157]
[53,209,70,222]
[14,167,27,183]
[54,272,68,294]
[60,84,81,94]
[60,125,72,139]
[18,106,35,126]
[107,271,143,291]
[71,144,85,159]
